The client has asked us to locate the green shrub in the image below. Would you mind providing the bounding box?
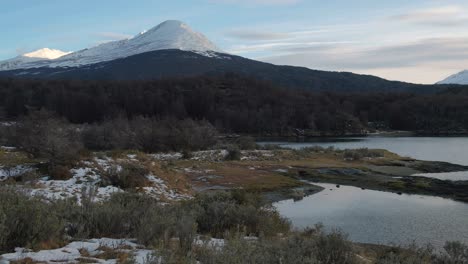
[225,147,241,161]
[235,136,257,150]
[48,164,73,180]
[101,163,149,189]
[194,191,290,238]
[0,190,63,252]
[196,229,356,264]
[343,148,384,161]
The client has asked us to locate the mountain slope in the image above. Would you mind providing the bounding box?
[0,49,444,93]
[0,20,462,93]
[0,20,220,71]
[438,70,468,85]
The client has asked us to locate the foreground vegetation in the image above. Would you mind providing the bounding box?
[1,189,467,264]
[1,106,468,262]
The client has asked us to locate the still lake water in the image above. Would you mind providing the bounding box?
[267,137,468,247]
[275,183,468,248]
[263,136,468,165]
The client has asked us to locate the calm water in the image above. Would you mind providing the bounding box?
[275,183,468,248]
[263,136,468,166]
[261,136,468,180]
[414,171,468,181]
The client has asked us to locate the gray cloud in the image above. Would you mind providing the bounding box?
[389,6,468,26]
[226,30,290,41]
[225,28,331,41]
[259,37,468,83]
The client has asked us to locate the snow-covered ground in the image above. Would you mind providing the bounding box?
[151,149,275,162]
[0,165,34,181]
[0,238,152,264]
[1,148,276,203]
[0,149,191,203]
[0,236,257,264]
[27,165,123,203]
[23,156,190,203]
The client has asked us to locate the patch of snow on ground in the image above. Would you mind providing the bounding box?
[0,238,152,264]
[0,165,34,181]
[194,237,225,250]
[0,146,16,151]
[241,150,274,161]
[143,175,191,201]
[18,155,191,202]
[151,152,183,161]
[127,154,138,160]
[0,122,16,127]
[27,166,123,203]
[191,150,228,161]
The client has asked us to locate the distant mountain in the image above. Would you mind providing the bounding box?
[0,20,219,71]
[438,70,468,85]
[0,20,462,93]
[0,48,71,71]
[23,48,71,60]
[0,49,443,93]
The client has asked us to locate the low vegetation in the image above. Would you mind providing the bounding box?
[0,188,467,263]
[101,162,150,189]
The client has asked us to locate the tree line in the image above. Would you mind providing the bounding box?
[0,75,467,135]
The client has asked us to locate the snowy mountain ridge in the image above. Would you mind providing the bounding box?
[437,70,468,85]
[23,48,71,59]
[0,48,71,71]
[0,20,221,71]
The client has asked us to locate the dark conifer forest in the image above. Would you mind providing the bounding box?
[1,75,467,136]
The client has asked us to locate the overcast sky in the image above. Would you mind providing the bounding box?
[1,0,468,84]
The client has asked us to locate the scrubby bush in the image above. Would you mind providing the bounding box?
[194,191,290,237]
[11,110,83,166]
[376,241,468,264]
[0,190,63,252]
[225,146,241,161]
[195,228,356,264]
[82,117,218,153]
[343,148,384,161]
[101,163,150,189]
[48,164,73,180]
[442,241,468,263]
[182,150,193,159]
[1,187,466,263]
[234,136,257,150]
[63,192,159,239]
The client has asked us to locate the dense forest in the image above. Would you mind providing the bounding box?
[0,75,467,136]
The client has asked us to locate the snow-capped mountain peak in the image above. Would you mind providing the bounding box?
[0,20,222,71]
[23,48,71,60]
[0,48,71,71]
[131,20,221,52]
[437,70,468,85]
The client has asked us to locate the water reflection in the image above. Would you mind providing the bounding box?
[275,183,468,248]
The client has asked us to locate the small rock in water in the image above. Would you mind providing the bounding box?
[336,185,340,188]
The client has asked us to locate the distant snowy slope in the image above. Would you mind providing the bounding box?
[48,20,221,68]
[438,70,468,85]
[23,48,71,59]
[0,20,221,71]
[0,48,71,71]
